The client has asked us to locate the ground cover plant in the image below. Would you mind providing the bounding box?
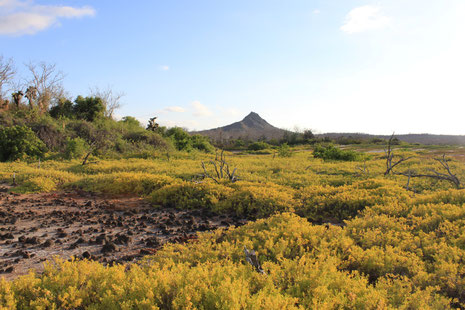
[2,143,465,308]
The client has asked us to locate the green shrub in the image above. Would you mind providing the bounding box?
[313,144,361,161]
[0,125,47,162]
[190,134,215,153]
[277,143,292,157]
[248,141,270,151]
[64,137,89,160]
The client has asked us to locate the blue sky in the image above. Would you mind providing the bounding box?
[1,0,464,134]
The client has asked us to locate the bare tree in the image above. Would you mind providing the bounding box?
[201,150,238,183]
[89,86,124,118]
[26,61,65,112]
[397,154,461,189]
[384,133,414,176]
[0,56,16,103]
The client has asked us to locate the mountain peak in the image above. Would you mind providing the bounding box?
[194,111,287,141]
[243,111,261,121]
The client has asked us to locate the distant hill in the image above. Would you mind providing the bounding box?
[194,112,465,145]
[193,112,288,141]
[318,133,465,145]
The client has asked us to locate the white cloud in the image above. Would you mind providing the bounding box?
[191,101,212,117]
[162,106,185,113]
[160,65,170,71]
[313,9,321,15]
[341,5,390,34]
[0,0,95,36]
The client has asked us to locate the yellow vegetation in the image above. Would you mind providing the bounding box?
[1,148,465,308]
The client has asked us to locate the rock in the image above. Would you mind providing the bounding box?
[101,241,117,254]
[42,239,54,248]
[82,251,91,259]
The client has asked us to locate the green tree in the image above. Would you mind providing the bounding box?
[73,96,105,122]
[49,98,74,119]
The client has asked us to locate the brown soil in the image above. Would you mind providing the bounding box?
[0,184,246,280]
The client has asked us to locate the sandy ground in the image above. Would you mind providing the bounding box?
[0,184,246,280]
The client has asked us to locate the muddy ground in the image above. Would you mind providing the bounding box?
[0,184,246,280]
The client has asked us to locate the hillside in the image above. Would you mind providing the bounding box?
[193,112,288,141]
[318,133,465,145]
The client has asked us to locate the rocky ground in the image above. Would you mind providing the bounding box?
[0,184,246,280]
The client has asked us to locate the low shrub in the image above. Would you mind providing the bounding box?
[313,144,362,161]
[248,141,271,151]
[64,137,89,160]
[151,181,234,210]
[73,172,176,196]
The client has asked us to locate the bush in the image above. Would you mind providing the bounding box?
[313,144,361,161]
[277,143,292,157]
[190,134,215,153]
[74,172,175,195]
[248,141,270,151]
[64,137,89,160]
[124,131,170,150]
[165,127,214,152]
[14,176,57,193]
[0,125,47,161]
[151,181,233,210]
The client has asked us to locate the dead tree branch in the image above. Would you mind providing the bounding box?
[384,133,414,176]
[355,160,370,178]
[396,154,461,189]
[244,247,265,274]
[201,150,238,183]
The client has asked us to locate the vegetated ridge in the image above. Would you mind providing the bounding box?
[318,132,465,145]
[193,112,289,141]
[195,112,465,145]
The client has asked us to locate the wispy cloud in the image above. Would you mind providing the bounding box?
[0,0,95,36]
[161,106,185,113]
[160,65,170,71]
[313,9,321,15]
[341,5,390,34]
[191,101,212,117]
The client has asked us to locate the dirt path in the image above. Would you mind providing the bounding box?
[0,185,246,280]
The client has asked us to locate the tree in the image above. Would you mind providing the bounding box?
[73,96,105,122]
[49,97,74,119]
[0,56,16,104]
[25,86,38,108]
[26,61,65,112]
[384,133,413,176]
[11,91,23,107]
[303,129,314,141]
[89,86,124,118]
[146,117,159,131]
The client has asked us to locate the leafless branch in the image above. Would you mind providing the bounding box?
[0,56,16,101]
[201,150,239,183]
[89,86,124,118]
[25,61,65,112]
[396,154,461,189]
[384,133,414,176]
[244,247,265,274]
[355,160,370,178]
